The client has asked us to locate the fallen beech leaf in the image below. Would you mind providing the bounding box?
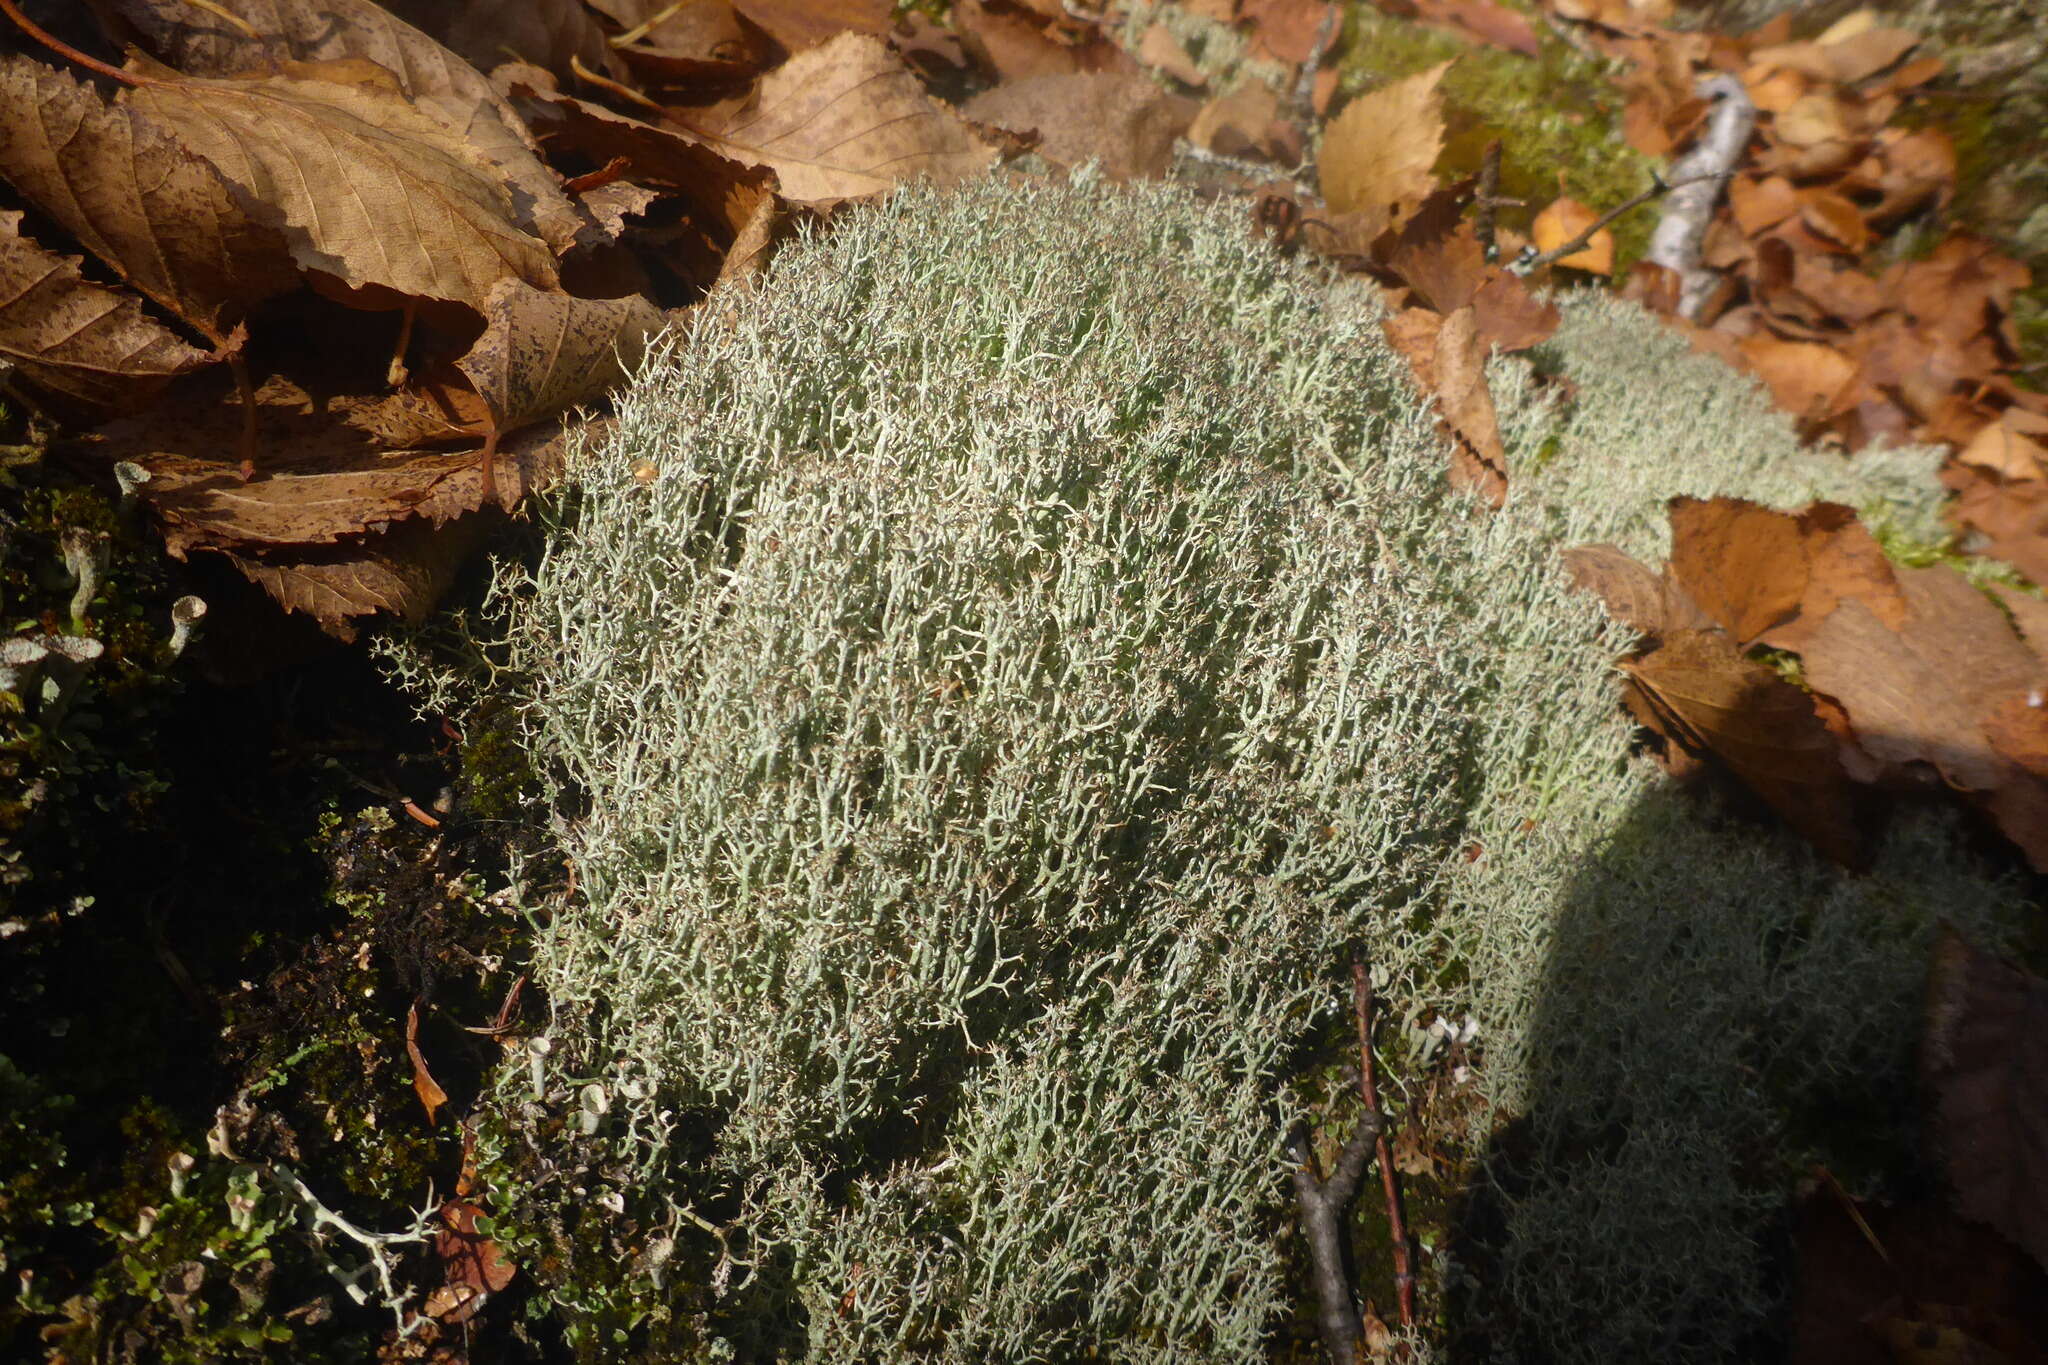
[1320,61,1452,221]
[962,72,1195,183]
[109,0,585,253]
[950,0,1133,81]
[226,510,493,639]
[1381,305,1510,506]
[1798,566,2048,868]
[507,84,775,278]
[685,33,998,202]
[0,210,214,413]
[1187,83,1292,163]
[1408,0,1540,56]
[1790,256,1885,324]
[1993,585,2048,656]
[453,280,665,444]
[1819,25,1918,84]
[1138,23,1206,86]
[1240,0,1339,66]
[728,0,892,53]
[1469,271,1560,353]
[380,0,628,85]
[1666,497,1809,647]
[0,57,300,346]
[406,999,449,1125]
[1959,416,2048,482]
[1858,126,1955,224]
[1560,542,1710,637]
[1924,930,2048,1275]
[1737,335,1856,426]
[127,59,559,310]
[1789,1184,2048,1365]
[1728,174,1799,236]
[1624,627,1865,867]
[433,1197,516,1324]
[1798,189,1870,254]
[1774,92,1851,148]
[1531,196,1615,274]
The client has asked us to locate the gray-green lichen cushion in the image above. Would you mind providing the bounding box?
[407,167,2027,1362]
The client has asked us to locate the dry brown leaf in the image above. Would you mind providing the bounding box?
[1531,196,1615,274]
[507,81,774,279]
[405,999,448,1125]
[1560,542,1710,637]
[1789,1184,2048,1365]
[432,1197,517,1325]
[1797,189,1870,255]
[380,0,628,85]
[1239,0,1340,66]
[109,0,586,253]
[950,0,1133,82]
[453,280,665,442]
[1320,61,1452,222]
[1924,929,2048,1276]
[127,59,559,310]
[1406,0,1540,56]
[0,56,300,346]
[1799,565,2044,805]
[1187,83,1293,163]
[1737,335,1856,427]
[1624,627,1866,867]
[1381,306,1510,506]
[1729,174,1799,237]
[0,209,214,413]
[1818,24,1918,84]
[98,371,589,553]
[683,33,998,202]
[962,72,1195,184]
[1774,91,1852,148]
[1138,23,1205,87]
[225,510,493,639]
[729,0,893,53]
[1958,415,2048,482]
[1666,496,1809,647]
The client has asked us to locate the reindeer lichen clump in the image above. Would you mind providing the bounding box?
[433,171,2024,1361]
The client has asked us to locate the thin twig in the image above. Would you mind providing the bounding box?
[0,0,152,86]
[1354,958,1416,1329]
[1514,171,1719,274]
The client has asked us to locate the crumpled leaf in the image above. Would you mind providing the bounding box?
[963,71,1197,183]
[97,371,590,553]
[1320,61,1452,221]
[108,0,586,253]
[0,56,300,345]
[1924,929,2048,1275]
[405,999,448,1125]
[1382,304,1508,508]
[1623,626,1866,867]
[0,209,214,412]
[453,279,666,440]
[428,1197,516,1324]
[381,0,627,85]
[727,0,892,53]
[682,33,997,203]
[225,510,493,640]
[1560,542,1710,638]
[126,57,558,311]
[1531,195,1615,274]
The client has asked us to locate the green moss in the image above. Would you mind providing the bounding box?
[1335,7,1662,268]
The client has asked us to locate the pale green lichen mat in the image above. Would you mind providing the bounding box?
[394,169,2029,1362]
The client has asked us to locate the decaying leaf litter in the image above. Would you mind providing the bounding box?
[1,0,2045,1355]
